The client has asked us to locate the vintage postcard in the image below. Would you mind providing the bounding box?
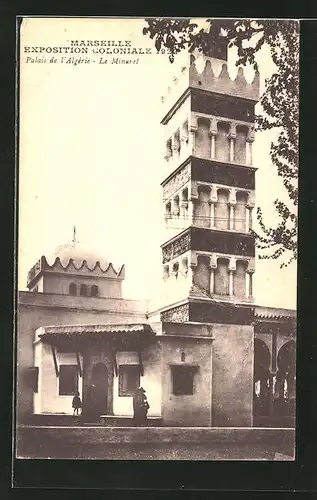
[16,17,298,461]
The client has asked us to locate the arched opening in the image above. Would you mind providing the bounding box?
[277,340,296,374]
[172,262,179,279]
[234,260,248,297]
[254,339,271,416]
[173,195,180,217]
[194,185,211,228]
[181,120,189,144]
[69,283,77,296]
[215,189,229,230]
[80,284,88,296]
[214,258,229,295]
[90,285,99,297]
[181,257,188,277]
[195,117,211,158]
[235,125,249,164]
[173,130,180,157]
[181,188,189,219]
[215,121,230,162]
[163,265,170,280]
[165,202,172,225]
[165,138,172,161]
[235,191,248,232]
[193,255,210,294]
[85,363,109,420]
[275,340,296,416]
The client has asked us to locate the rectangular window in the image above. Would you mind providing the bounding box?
[171,365,198,396]
[118,365,140,397]
[59,365,78,396]
[27,367,39,393]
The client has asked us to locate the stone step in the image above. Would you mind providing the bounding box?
[25,413,162,427]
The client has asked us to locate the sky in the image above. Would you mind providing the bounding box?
[18,18,297,310]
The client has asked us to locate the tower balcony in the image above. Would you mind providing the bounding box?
[161,242,255,308]
[164,111,256,175]
[160,226,255,306]
[162,157,256,239]
[161,227,255,263]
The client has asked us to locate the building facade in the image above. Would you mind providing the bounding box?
[17,42,296,428]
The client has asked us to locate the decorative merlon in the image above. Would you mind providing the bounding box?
[27,255,125,287]
[161,54,260,119]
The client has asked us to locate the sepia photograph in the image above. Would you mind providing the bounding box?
[15,17,298,461]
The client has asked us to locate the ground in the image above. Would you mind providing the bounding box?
[16,425,295,461]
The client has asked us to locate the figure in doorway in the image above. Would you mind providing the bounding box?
[133,387,150,426]
[273,370,287,417]
[72,391,82,416]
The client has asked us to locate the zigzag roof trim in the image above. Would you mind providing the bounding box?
[42,256,124,277]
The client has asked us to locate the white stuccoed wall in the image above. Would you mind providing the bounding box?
[35,343,83,414]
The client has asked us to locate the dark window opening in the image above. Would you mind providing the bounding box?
[27,367,39,393]
[172,262,179,279]
[118,365,140,397]
[59,365,78,395]
[171,365,198,395]
[90,285,99,297]
[80,284,88,296]
[69,283,77,296]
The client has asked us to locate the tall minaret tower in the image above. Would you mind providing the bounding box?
[159,39,260,326]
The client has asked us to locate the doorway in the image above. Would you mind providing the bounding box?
[253,339,271,416]
[86,363,108,419]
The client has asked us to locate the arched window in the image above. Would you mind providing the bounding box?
[172,262,179,279]
[193,255,210,294]
[194,185,211,229]
[233,260,248,297]
[181,120,189,144]
[80,284,88,296]
[195,117,211,158]
[181,257,188,277]
[165,138,172,161]
[165,202,171,221]
[215,121,230,162]
[215,189,229,230]
[235,191,248,232]
[91,285,99,297]
[181,188,189,219]
[69,283,77,296]
[214,258,229,295]
[235,125,249,164]
[173,130,180,156]
[163,265,170,280]
[173,195,180,217]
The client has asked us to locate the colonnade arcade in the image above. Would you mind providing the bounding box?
[165,113,255,167]
[163,251,255,299]
[253,338,296,421]
[164,182,255,233]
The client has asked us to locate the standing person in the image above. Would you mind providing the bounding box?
[133,387,150,425]
[72,391,82,416]
[133,387,143,425]
[274,370,286,416]
[132,386,150,425]
[139,387,150,425]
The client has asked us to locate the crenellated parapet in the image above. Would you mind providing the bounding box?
[27,255,125,288]
[161,53,260,123]
[189,57,260,102]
